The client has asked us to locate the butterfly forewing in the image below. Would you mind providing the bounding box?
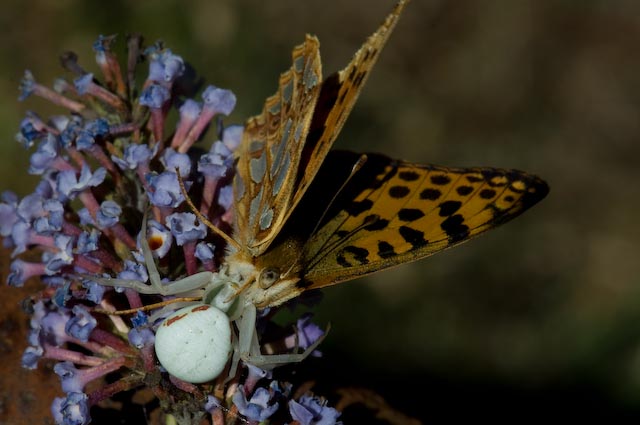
[291,0,409,213]
[294,152,549,289]
[234,36,322,256]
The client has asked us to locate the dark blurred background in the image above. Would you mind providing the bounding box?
[1,0,640,422]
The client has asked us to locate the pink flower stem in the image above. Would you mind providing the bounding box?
[73,254,103,273]
[90,328,135,354]
[32,84,85,113]
[43,344,104,366]
[201,176,219,217]
[124,288,143,310]
[88,376,143,406]
[183,242,197,275]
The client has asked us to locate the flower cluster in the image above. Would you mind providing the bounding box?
[3,34,339,425]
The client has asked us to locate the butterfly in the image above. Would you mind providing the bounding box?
[228,0,548,310]
[98,0,548,382]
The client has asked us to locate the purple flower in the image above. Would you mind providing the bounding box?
[166,212,207,246]
[56,165,106,200]
[52,392,90,425]
[54,361,84,393]
[128,327,154,349]
[96,200,121,228]
[147,171,186,208]
[161,148,191,176]
[29,134,60,175]
[53,279,71,307]
[222,124,243,151]
[140,84,170,109]
[41,309,72,346]
[44,234,75,274]
[179,99,201,122]
[92,34,115,53]
[204,395,221,413]
[198,141,233,178]
[82,278,106,304]
[86,118,110,137]
[76,208,94,226]
[285,313,325,352]
[73,74,94,95]
[0,193,19,237]
[218,185,233,211]
[17,114,46,148]
[147,49,184,83]
[232,386,279,422]
[131,311,148,328]
[202,85,236,116]
[34,199,64,234]
[112,143,155,170]
[160,51,185,83]
[289,395,341,425]
[76,229,99,254]
[21,345,43,369]
[195,242,215,262]
[8,258,46,286]
[65,305,97,342]
[17,192,46,222]
[117,259,149,283]
[10,220,34,256]
[58,116,83,147]
[19,70,36,101]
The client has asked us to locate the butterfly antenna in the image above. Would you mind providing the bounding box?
[284,155,368,277]
[176,168,242,251]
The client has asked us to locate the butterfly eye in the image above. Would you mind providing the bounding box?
[259,268,280,289]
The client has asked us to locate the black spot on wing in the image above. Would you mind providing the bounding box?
[364,215,389,231]
[479,189,496,199]
[430,175,451,185]
[398,208,425,222]
[398,170,420,181]
[399,226,428,249]
[438,200,462,217]
[389,185,410,199]
[456,186,474,196]
[345,199,374,217]
[377,241,396,259]
[441,214,470,243]
[341,245,369,265]
[420,188,441,201]
[353,71,367,88]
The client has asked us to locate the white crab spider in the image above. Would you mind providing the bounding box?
[91,217,324,383]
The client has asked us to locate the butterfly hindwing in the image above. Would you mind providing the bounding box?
[293,151,549,289]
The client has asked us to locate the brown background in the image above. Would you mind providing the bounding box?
[1,0,640,422]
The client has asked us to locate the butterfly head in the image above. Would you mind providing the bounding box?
[225,248,305,310]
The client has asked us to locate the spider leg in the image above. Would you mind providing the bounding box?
[234,303,328,370]
[82,211,215,296]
